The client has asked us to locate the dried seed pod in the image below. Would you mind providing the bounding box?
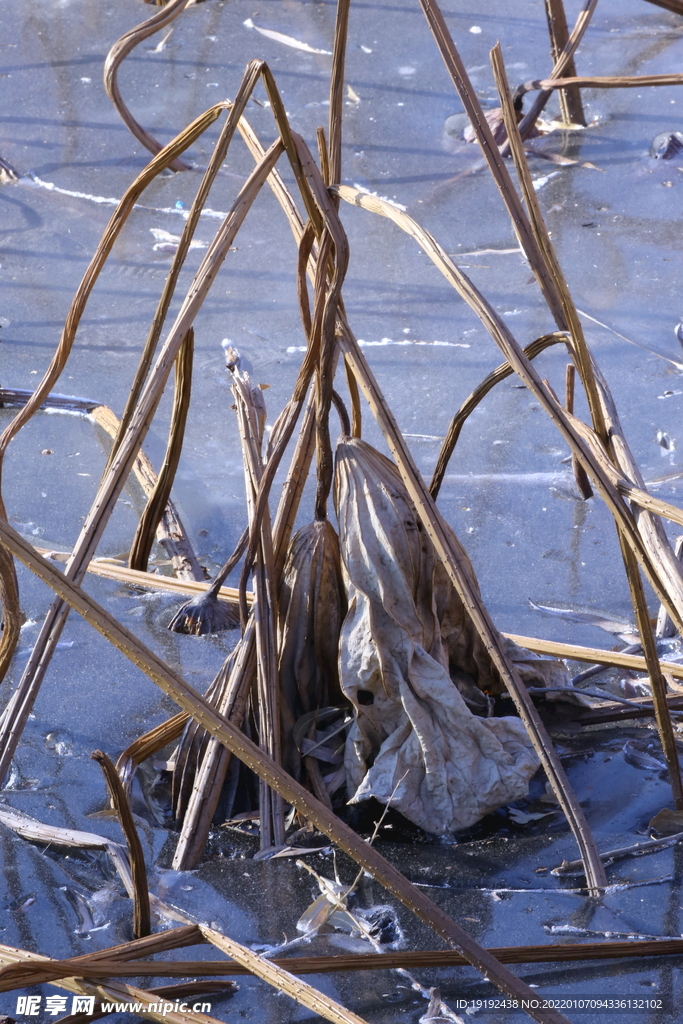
[278,519,347,779]
[334,437,539,835]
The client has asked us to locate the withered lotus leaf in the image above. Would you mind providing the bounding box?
[334,437,541,835]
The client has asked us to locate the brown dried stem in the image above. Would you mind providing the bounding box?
[430,332,568,498]
[513,0,599,145]
[3,938,683,985]
[544,0,586,125]
[92,405,203,581]
[129,328,194,572]
[104,0,192,172]
[91,750,151,939]
[564,363,593,499]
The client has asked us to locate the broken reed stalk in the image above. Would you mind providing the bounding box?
[129,328,194,573]
[0,108,284,788]
[430,332,568,498]
[104,0,192,172]
[525,72,683,92]
[492,46,683,808]
[564,363,593,499]
[327,0,351,186]
[5,938,683,985]
[90,405,203,581]
[200,925,371,1024]
[543,0,586,125]
[34,553,244,609]
[554,832,683,876]
[0,494,20,682]
[90,750,152,938]
[116,712,188,794]
[0,522,571,1024]
[232,368,285,851]
[512,0,599,145]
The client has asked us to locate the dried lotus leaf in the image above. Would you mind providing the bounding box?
[334,437,539,835]
[278,519,347,778]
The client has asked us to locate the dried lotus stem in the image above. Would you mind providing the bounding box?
[104,0,193,172]
[129,328,194,572]
[543,0,586,126]
[430,332,568,498]
[232,366,285,850]
[91,750,151,938]
[0,494,20,682]
[564,363,593,500]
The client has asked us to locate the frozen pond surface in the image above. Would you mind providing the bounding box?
[2,0,683,1020]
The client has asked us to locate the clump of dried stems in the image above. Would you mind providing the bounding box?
[2,0,683,1020]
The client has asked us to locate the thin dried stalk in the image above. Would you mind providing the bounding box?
[327,0,351,185]
[513,0,599,144]
[544,0,585,125]
[417,0,566,326]
[116,712,188,795]
[5,938,683,984]
[0,519,571,1023]
[491,45,605,435]
[104,0,192,172]
[0,494,20,681]
[232,368,284,851]
[0,136,284,789]
[129,328,194,572]
[91,405,203,581]
[504,631,683,679]
[91,750,151,937]
[565,363,593,499]
[527,72,683,92]
[33,554,246,608]
[0,944,222,1024]
[430,332,568,498]
[201,925,369,1024]
[554,832,683,877]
